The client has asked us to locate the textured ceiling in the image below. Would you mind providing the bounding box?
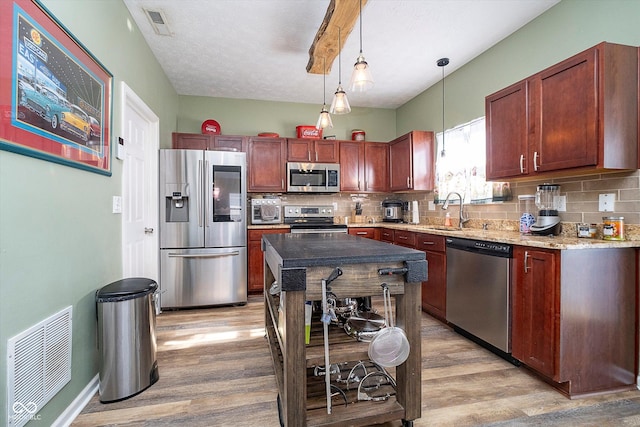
[123,0,559,109]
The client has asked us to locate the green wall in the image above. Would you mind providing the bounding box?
[397,0,640,134]
[177,96,397,142]
[0,1,177,425]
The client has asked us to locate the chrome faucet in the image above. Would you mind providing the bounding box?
[442,192,470,229]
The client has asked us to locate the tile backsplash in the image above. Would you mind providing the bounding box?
[250,169,640,236]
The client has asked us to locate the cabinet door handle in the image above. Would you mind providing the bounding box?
[533,151,539,171]
[315,151,318,162]
[421,241,435,245]
[398,235,408,240]
[519,154,525,174]
[524,251,530,273]
[308,150,311,161]
[356,231,368,235]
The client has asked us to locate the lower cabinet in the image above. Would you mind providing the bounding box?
[415,233,446,321]
[380,228,394,243]
[512,246,637,397]
[512,247,559,379]
[348,227,379,240]
[248,228,289,294]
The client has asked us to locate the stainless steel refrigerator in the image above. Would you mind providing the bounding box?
[159,149,247,308]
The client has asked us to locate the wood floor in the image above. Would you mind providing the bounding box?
[73,295,640,426]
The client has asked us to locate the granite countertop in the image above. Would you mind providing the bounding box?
[250,222,640,250]
[262,233,425,268]
[371,223,640,250]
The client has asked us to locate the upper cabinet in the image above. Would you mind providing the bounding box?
[287,138,338,163]
[247,136,287,192]
[388,131,435,191]
[172,133,246,152]
[486,42,638,181]
[339,140,388,192]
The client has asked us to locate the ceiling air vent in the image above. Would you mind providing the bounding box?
[144,8,172,36]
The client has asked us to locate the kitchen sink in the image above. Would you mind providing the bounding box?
[422,226,463,232]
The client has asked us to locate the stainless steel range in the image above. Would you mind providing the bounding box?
[284,205,347,234]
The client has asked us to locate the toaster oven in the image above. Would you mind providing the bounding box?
[251,198,282,224]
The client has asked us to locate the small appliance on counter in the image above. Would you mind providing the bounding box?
[382,199,404,223]
[530,183,562,236]
[251,197,282,224]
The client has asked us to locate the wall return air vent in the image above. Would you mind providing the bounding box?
[7,306,72,427]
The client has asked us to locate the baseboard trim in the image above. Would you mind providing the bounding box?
[51,374,98,427]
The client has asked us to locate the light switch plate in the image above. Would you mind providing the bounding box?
[428,201,436,211]
[112,196,122,214]
[554,195,566,212]
[599,193,615,212]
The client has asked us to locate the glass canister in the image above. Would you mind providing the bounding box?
[518,195,536,234]
[602,216,624,240]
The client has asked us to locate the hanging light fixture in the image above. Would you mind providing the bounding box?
[349,0,374,92]
[437,57,449,157]
[330,27,351,114]
[316,57,333,129]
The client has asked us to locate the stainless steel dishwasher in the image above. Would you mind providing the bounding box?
[445,236,515,361]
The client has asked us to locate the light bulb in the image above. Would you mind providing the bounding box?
[349,54,374,92]
[316,106,333,129]
[330,85,351,114]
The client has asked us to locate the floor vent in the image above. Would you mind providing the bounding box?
[7,306,72,427]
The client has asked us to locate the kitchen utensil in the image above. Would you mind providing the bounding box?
[368,284,410,367]
[344,311,385,342]
[320,267,342,414]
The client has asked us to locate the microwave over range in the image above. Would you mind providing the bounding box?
[286,162,340,193]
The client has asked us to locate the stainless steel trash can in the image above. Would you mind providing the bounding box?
[96,278,159,403]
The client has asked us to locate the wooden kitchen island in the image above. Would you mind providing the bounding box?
[262,233,427,427]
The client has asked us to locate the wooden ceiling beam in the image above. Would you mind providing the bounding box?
[306,0,368,74]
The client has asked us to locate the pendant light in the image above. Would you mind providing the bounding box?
[330,27,351,114]
[316,57,333,129]
[349,0,374,92]
[437,57,449,157]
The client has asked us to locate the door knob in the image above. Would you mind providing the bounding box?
[144,227,154,234]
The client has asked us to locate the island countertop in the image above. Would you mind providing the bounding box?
[262,232,425,268]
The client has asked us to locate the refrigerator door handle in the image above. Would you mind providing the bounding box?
[167,251,240,258]
[205,159,210,228]
[197,159,203,227]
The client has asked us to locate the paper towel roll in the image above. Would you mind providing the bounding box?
[411,200,419,224]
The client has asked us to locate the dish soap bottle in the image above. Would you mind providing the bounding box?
[444,212,452,227]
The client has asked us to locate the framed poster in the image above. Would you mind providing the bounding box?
[0,0,113,175]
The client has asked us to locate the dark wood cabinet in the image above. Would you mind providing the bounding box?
[393,229,415,248]
[348,227,379,240]
[486,42,638,181]
[339,141,388,192]
[248,228,289,293]
[380,228,394,243]
[512,247,559,379]
[247,137,287,192]
[486,81,529,179]
[172,133,246,151]
[388,131,435,191]
[364,142,389,192]
[512,246,637,397]
[172,132,209,149]
[287,138,338,163]
[212,135,246,152]
[415,233,446,320]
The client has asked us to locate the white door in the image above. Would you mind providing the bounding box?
[121,82,159,283]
